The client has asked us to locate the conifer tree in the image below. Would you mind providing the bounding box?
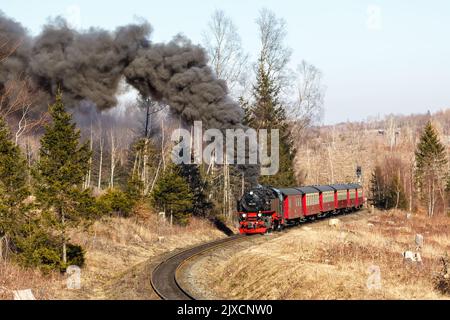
[245,57,296,187]
[33,91,91,264]
[151,163,193,226]
[0,116,29,246]
[178,164,213,218]
[415,121,448,216]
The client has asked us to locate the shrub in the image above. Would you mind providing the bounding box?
[434,255,450,295]
[65,244,85,269]
[96,188,134,217]
[30,246,61,273]
[151,164,193,226]
[77,189,101,219]
[13,219,85,272]
[125,177,143,203]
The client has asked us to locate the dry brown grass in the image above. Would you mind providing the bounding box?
[208,209,450,299]
[57,204,224,299]
[1,204,224,300]
[0,262,63,300]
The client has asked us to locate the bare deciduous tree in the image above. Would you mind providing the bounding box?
[109,128,119,189]
[97,133,104,190]
[83,123,94,189]
[0,38,20,64]
[288,61,325,155]
[292,60,325,127]
[256,8,292,88]
[0,79,47,146]
[202,9,249,98]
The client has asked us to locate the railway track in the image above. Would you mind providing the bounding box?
[151,234,245,300]
[151,209,369,300]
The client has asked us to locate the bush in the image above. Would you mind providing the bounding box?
[76,189,101,219]
[125,177,143,203]
[13,219,85,272]
[30,246,61,273]
[96,188,135,217]
[434,255,450,295]
[151,164,193,226]
[66,243,85,268]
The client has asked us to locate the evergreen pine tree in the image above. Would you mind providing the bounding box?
[415,121,448,216]
[0,116,29,246]
[33,91,91,264]
[178,164,213,218]
[0,115,76,271]
[245,57,296,187]
[151,163,193,226]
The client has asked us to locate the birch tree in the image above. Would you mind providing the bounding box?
[291,60,325,131]
[256,8,292,89]
[202,9,249,98]
[109,128,119,189]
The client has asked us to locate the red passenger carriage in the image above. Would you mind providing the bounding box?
[238,183,365,234]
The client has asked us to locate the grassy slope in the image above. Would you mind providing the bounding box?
[206,209,450,299]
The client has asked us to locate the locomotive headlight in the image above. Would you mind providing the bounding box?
[241,213,247,218]
[258,213,262,218]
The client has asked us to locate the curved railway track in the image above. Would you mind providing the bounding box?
[151,234,245,300]
[151,209,368,300]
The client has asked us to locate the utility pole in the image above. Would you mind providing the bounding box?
[144,97,151,138]
[356,165,362,184]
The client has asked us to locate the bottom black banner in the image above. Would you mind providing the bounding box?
[0,300,441,319]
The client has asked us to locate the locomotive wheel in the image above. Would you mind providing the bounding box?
[272,219,282,231]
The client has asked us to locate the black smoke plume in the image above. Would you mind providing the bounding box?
[0,12,244,129]
[0,11,258,184]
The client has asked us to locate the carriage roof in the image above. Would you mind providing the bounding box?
[311,185,335,192]
[329,184,351,191]
[295,186,319,194]
[278,188,302,196]
[347,183,362,189]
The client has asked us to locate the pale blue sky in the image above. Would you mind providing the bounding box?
[2,0,450,124]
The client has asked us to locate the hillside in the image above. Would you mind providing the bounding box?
[295,110,450,201]
[0,204,224,300]
[194,209,450,299]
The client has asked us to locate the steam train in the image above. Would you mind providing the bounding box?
[237,184,364,234]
